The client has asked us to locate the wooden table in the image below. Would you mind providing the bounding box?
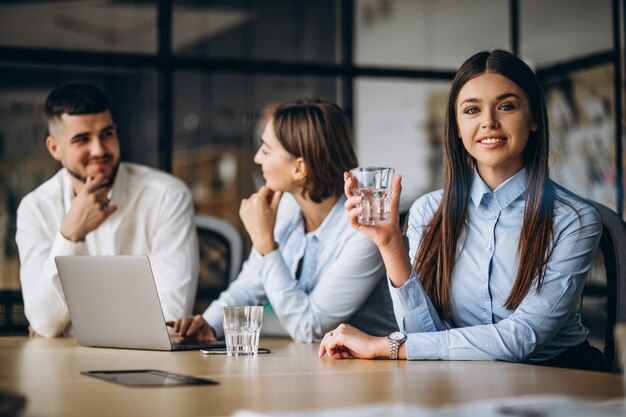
[0,337,622,417]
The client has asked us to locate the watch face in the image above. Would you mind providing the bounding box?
[388,331,406,342]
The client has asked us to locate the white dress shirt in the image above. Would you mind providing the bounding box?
[202,192,397,342]
[391,169,602,362]
[16,162,199,337]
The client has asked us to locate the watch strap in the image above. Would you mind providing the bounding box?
[389,338,400,360]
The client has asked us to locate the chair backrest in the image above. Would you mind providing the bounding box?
[194,215,244,313]
[580,201,626,371]
[0,290,28,336]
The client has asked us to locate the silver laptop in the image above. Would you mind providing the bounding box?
[55,255,224,351]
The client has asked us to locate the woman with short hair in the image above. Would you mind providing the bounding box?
[172,99,397,343]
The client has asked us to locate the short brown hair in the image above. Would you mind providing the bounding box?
[272,99,358,203]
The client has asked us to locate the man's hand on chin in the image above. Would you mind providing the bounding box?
[61,174,117,242]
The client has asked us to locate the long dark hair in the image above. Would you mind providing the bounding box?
[414,49,555,320]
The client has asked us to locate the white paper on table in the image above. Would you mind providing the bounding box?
[232,395,626,417]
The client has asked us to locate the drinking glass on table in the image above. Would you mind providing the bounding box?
[221,306,264,357]
[349,167,395,225]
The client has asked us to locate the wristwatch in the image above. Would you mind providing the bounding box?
[386,331,407,360]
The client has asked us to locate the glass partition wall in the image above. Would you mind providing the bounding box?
[0,0,623,334]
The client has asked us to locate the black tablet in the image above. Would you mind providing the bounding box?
[0,391,27,415]
[81,370,218,387]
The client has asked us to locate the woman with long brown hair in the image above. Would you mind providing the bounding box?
[319,50,607,371]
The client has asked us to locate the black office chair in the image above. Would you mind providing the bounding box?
[194,215,244,314]
[0,290,28,336]
[580,201,626,371]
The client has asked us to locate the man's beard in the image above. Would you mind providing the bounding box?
[67,160,120,188]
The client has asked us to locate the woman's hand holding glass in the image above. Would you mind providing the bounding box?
[343,171,403,248]
[239,185,283,256]
[344,172,412,288]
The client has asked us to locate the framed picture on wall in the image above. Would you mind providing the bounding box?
[544,64,623,217]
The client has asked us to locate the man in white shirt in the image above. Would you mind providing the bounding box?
[16,82,198,337]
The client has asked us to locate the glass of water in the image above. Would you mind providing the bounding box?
[350,167,395,225]
[221,306,264,357]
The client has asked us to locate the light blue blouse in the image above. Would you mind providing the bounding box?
[390,169,602,362]
[203,192,397,342]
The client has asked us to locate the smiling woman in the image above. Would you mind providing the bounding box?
[320,49,609,372]
[456,73,536,190]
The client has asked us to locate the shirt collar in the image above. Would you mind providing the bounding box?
[109,162,128,209]
[470,168,526,210]
[62,162,129,212]
[62,169,74,212]
[307,194,347,241]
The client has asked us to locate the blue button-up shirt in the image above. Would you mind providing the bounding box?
[203,192,397,342]
[391,169,602,362]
